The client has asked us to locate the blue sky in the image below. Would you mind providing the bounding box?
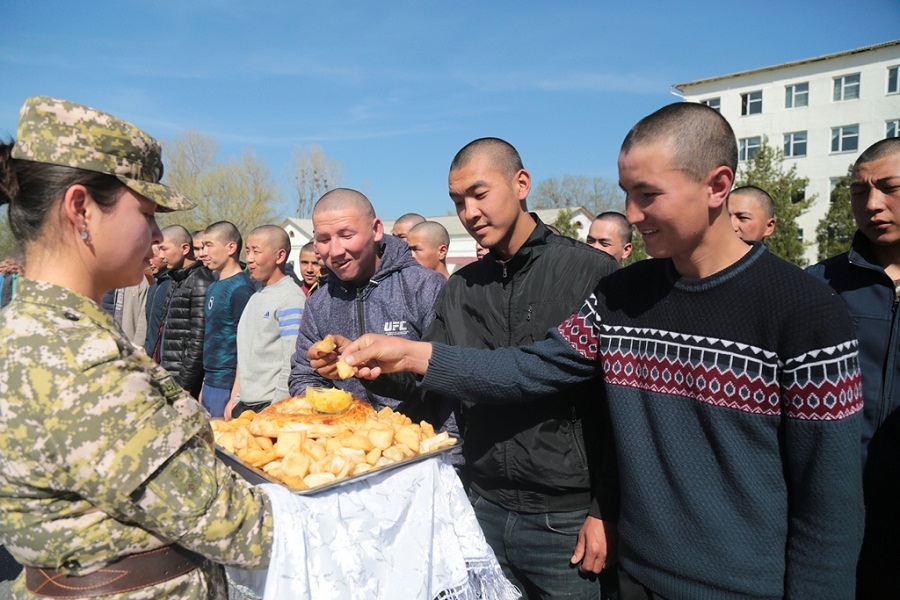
[3,1,898,221]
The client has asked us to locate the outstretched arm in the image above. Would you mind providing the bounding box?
[342,327,599,405]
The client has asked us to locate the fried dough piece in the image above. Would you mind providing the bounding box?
[313,335,337,355]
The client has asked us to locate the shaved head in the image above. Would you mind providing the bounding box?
[249,224,291,257]
[855,137,900,174]
[409,221,450,247]
[314,188,376,219]
[161,224,191,247]
[729,186,774,219]
[621,102,737,182]
[450,137,524,180]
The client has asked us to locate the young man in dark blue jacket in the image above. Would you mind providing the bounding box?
[808,137,900,598]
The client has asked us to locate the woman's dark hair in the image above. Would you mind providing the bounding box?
[0,140,125,243]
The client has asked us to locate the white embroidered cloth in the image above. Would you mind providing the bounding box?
[227,455,519,600]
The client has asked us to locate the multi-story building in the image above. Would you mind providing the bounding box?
[674,40,900,262]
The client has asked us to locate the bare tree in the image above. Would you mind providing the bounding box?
[530,174,623,216]
[160,132,281,234]
[291,144,345,218]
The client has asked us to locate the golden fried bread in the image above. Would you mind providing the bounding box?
[248,395,375,438]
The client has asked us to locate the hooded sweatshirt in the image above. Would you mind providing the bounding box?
[288,235,446,419]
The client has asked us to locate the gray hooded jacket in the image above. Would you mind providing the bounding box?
[288,235,446,419]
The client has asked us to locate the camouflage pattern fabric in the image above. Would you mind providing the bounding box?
[0,279,271,599]
[10,96,194,213]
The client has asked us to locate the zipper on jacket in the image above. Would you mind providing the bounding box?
[356,287,366,337]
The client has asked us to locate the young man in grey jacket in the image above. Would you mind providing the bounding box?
[288,189,447,425]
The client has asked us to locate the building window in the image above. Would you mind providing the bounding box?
[741,91,762,115]
[833,73,860,101]
[829,177,843,194]
[785,83,809,108]
[701,97,721,112]
[738,136,762,161]
[889,66,899,94]
[831,125,859,153]
[784,131,807,157]
[887,119,900,138]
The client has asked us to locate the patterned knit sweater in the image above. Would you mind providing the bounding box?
[422,244,864,599]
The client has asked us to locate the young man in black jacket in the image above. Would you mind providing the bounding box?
[319,139,619,598]
[154,224,215,398]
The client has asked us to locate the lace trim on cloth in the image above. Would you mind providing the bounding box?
[227,455,519,599]
[433,557,521,600]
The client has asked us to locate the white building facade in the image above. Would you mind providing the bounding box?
[674,40,900,263]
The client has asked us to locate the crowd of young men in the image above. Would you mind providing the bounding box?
[102,103,898,599]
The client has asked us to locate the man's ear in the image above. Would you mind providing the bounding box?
[275,248,287,266]
[372,218,384,243]
[707,166,734,210]
[764,218,776,239]
[622,242,633,260]
[514,168,532,203]
[438,244,448,261]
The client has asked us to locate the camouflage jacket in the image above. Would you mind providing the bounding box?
[0,279,272,599]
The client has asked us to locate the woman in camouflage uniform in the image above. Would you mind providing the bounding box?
[0,97,272,599]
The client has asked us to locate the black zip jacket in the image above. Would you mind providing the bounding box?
[159,261,214,396]
[370,217,619,515]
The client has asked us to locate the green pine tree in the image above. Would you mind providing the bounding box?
[734,138,813,267]
[815,165,857,262]
[552,208,580,239]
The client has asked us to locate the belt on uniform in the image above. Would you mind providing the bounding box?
[24,545,204,598]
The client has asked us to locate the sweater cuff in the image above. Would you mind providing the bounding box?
[419,343,462,396]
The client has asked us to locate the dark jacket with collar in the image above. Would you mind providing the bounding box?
[808,231,900,590]
[143,269,172,356]
[159,261,214,396]
[376,217,619,515]
[808,232,900,465]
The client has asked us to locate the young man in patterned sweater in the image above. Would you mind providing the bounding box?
[340,102,864,600]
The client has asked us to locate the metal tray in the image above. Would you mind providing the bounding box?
[216,443,457,496]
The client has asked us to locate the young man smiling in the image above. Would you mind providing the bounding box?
[340,107,864,600]
[287,188,446,421]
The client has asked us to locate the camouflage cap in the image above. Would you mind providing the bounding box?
[10,96,195,212]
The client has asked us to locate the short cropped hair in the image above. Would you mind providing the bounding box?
[161,224,192,246]
[300,241,316,255]
[394,213,426,228]
[594,211,633,244]
[205,220,243,255]
[621,103,738,182]
[855,137,900,173]
[729,185,775,219]
[450,137,524,180]
[249,224,291,257]
[313,188,376,220]
[409,221,450,248]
